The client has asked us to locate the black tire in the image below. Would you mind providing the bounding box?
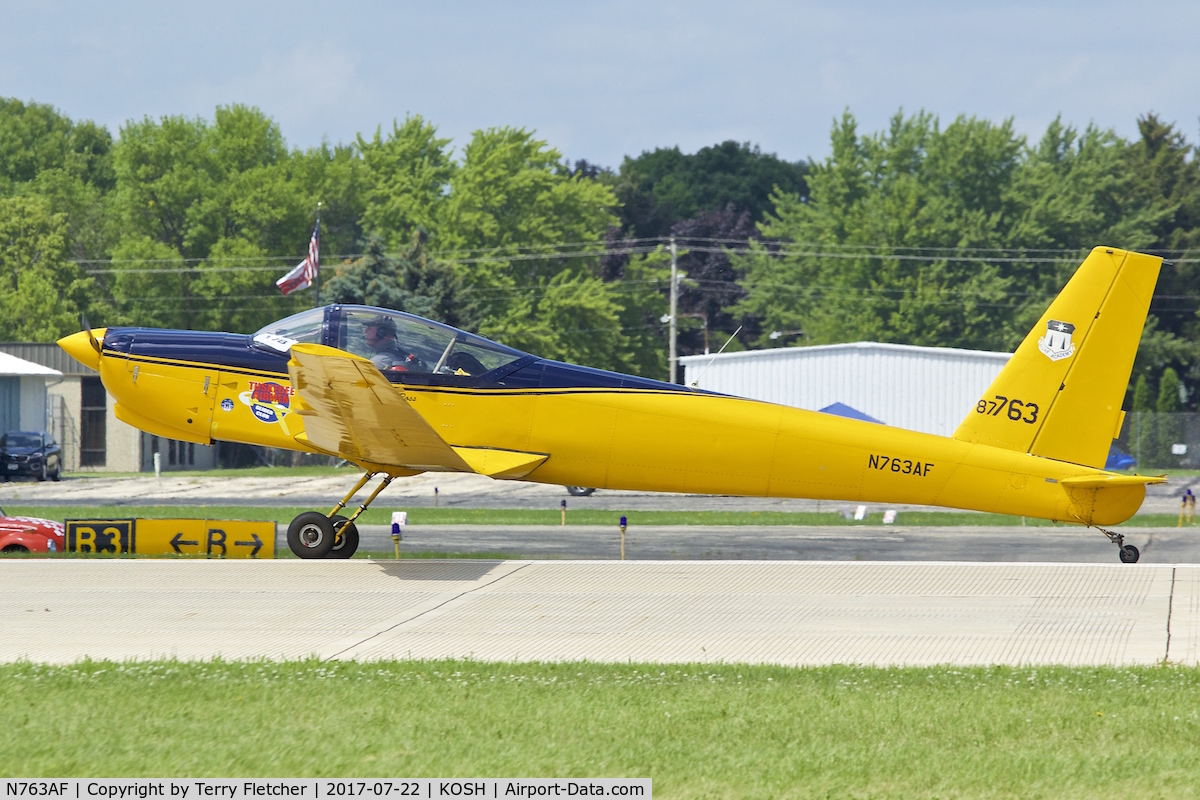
[51,465,60,482]
[1119,544,1140,563]
[37,463,46,482]
[566,486,595,497]
[287,512,336,559]
[328,515,360,559]
[2,544,29,553]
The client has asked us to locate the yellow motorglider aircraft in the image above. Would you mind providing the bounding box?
[59,246,1165,561]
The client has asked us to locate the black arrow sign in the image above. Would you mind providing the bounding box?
[235,533,263,557]
[171,532,198,554]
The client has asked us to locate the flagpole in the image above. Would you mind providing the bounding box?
[314,202,322,308]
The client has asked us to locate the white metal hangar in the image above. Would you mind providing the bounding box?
[680,342,1011,437]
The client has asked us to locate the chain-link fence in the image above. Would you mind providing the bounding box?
[1115,412,1200,470]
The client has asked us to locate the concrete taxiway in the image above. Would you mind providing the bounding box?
[2,559,1195,666]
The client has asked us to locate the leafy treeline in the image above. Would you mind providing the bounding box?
[3,98,1200,407]
[732,111,1200,406]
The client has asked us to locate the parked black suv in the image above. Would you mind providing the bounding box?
[0,431,61,481]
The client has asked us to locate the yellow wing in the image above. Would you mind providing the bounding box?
[287,344,548,478]
[288,343,472,473]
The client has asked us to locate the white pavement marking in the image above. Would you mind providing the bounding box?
[0,560,1189,667]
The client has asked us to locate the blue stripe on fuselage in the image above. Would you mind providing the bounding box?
[100,327,703,393]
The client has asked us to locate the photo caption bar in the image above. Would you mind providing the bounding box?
[2,780,651,799]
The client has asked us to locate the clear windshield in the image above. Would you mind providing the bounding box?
[252,308,325,347]
[337,306,524,377]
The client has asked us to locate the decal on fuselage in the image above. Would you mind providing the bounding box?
[240,381,295,433]
[1038,320,1076,362]
[868,454,934,477]
[974,395,1039,424]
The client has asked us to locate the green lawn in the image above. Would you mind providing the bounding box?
[2,659,1198,797]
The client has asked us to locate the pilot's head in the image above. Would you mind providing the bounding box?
[363,315,397,348]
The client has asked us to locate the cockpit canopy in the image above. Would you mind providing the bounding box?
[252,305,526,379]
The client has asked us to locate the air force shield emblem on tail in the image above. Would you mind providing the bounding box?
[1038,319,1076,361]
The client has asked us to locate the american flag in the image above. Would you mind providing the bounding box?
[276,220,320,296]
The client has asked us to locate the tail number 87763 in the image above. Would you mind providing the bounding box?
[975,395,1038,424]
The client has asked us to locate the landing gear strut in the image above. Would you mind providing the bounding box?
[287,472,395,559]
[1097,527,1140,563]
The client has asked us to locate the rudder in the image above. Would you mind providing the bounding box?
[952,247,1162,468]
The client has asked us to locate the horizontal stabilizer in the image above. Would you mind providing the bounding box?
[1058,473,1167,489]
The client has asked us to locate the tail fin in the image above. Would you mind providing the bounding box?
[952,247,1162,468]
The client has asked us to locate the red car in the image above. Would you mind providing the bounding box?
[0,509,64,554]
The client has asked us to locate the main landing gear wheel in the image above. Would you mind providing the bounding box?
[287,512,336,559]
[328,515,360,559]
[290,471,396,560]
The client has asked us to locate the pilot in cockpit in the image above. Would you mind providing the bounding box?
[363,315,426,372]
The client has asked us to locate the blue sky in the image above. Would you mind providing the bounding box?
[4,1,1198,166]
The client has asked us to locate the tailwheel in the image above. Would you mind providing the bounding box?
[1097,526,1140,564]
[287,511,336,559]
[328,515,360,559]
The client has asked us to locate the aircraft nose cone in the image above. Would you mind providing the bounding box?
[57,329,104,371]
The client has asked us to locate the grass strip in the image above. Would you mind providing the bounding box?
[2,659,1198,797]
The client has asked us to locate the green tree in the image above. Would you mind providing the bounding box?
[1122,115,1200,400]
[357,116,453,249]
[615,141,809,238]
[1156,367,1185,467]
[611,247,671,379]
[109,105,344,330]
[480,272,630,370]
[436,127,617,283]
[0,195,92,339]
[192,236,291,333]
[734,111,1021,349]
[0,98,113,194]
[105,235,188,329]
[325,234,474,329]
[734,110,1166,353]
[0,97,116,261]
[1130,374,1154,468]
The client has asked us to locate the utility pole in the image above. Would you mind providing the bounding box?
[668,237,678,383]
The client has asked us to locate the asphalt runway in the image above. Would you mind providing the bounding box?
[1,471,1195,515]
[2,559,1195,666]
[356,523,1200,563]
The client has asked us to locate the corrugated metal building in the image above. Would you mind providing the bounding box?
[681,342,1011,437]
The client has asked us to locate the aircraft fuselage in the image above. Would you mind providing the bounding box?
[80,324,1143,527]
